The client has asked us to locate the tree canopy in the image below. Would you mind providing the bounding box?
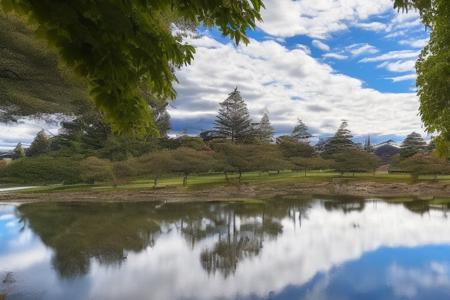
[0,0,263,135]
[394,0,450,156]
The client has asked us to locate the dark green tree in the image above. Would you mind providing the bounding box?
[256,112,274,144]
[322,120,354,158]
[291,118,312,143]
[364,135,373,152]
[400,132,427,159]
[0,0,263,134]
[26,130,50,157]
[214,88,253,143]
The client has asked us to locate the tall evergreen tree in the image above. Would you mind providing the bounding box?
[291,118,312,143]
[214,88,253,143]
[364,135,373,152]
[322,120,354,157]
[27,130,50,157]
[257,112,273,144]
[13,142,25,159]
[400,132,427,158]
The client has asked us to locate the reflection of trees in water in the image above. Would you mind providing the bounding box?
[402,200,450,217]
[323,198,366,213]
[18,199,314,279]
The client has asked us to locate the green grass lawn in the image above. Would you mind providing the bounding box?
[18,170,450,194]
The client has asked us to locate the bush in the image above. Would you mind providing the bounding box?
[80,157,113,184]
[0,156,82,184]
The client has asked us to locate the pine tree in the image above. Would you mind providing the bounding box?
[26,130,50,157]
[400,132,427,158]
[257,112,273,143]
[322,120,354,157]
[13,142,25,159]
[291,118,312,143]
[364,135,373,152]
[214,88,253,143]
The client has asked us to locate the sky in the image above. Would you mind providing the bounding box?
[0,0,429,150]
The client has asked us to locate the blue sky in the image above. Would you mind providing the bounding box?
[0,0,429,149]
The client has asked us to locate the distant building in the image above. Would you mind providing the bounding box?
[373,140,400,163]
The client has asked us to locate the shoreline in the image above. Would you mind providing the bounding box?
[1,180,449,203]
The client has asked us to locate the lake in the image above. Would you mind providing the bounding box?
[1,197,450,300]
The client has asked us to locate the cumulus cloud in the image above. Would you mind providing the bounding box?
[258,0,392,38]
[378,60,416,73]
[171,35,422,137]
[312,40,330,51]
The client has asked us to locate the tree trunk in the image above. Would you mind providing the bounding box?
[224,171,229,182]
[183,174,188,186]
[304,169,307,177]
[277,170,280,175]
[153,177,158,189]
[238,171,242,183]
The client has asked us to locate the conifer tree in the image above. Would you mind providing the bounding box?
[291,119,312,143]
[257,112,273,144]
[364,135,373,152]
[13,142,25,159]
[400,132,427,159]
[214,88,253,143]
[26,130,50,157]
[322,120,354,157]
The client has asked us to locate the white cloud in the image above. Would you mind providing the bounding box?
[399,38,429,48]
[171,35,422,136]
[346,43,379,57]
[359,50,420,63]
[0,115,64,150]
[354,21,387,31]
[388,73,417,82]
[378,60,416,73]
[323,53,348,60]
[312,39,330,51]
[258,0,392,38]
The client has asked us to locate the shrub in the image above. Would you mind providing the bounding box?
[0,156,82,184]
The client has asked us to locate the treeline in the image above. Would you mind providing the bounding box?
[0,88,448,185]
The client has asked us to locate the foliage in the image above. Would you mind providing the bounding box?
[13,142,25,159]
[321,120,355,158]
[256,112,273,144]
[0,155,82,184]
[214,88,254,143]
[80,156,113,184]
[251,145,292,173]
[394,0,450,156]
[394,152,450,179]
[333,149,379,175]
[291,118,312,143]
[0,15,87,121]
[290,156,334,175]
[26,129,50,157]
[170,147,215,186]
[0,0,263,134]
[276,135,316,158]
[134,151,173,188]
[213,143,254,181]
[400,132,427,158]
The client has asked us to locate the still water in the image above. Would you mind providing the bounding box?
[1,197,450,300]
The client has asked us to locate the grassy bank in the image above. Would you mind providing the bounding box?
[13,170,450,194]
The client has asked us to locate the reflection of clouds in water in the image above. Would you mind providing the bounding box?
[85,202,450,300]
[2,201,450,300]
[388,262,450,298]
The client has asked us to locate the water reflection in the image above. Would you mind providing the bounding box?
[1,197,450,299]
